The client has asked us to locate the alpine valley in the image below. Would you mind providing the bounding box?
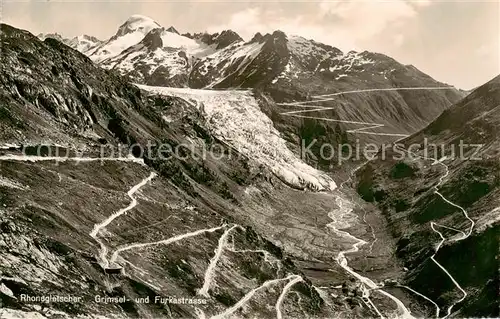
[0,14,498,319]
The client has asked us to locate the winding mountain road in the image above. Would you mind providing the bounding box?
[278,87,472,318]
[276,275,304,319]
[90,172,157,269]
[399,148,475,318]
[108,225,226,266]
[0,147,316,319]
[1,83,474,318]
[396,285,440,318]
[198,224,239,297]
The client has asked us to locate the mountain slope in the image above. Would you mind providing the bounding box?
[1,23,414,319]
[354,75,500,317]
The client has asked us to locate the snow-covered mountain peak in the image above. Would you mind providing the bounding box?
[67,34,102,53]
[115,14,161,37]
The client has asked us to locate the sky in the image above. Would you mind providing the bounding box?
[2,0,499,89]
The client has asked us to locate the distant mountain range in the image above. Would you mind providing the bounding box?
[38,32,102,54]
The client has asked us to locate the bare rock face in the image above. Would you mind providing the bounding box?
[197,30,244,50]
[141,28,164,51]
[212,30,244,50]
